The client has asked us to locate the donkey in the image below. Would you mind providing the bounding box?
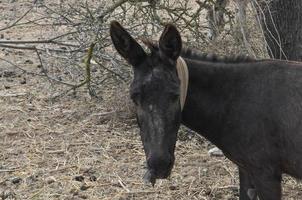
[110,21,302,200]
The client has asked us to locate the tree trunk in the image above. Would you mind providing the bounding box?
[260,0,302,61]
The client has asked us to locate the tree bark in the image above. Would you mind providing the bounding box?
[260,0,302,61]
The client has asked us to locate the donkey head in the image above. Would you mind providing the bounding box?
[110,21,182,185]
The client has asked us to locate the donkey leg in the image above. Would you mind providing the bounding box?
[251,168,282,200]
[239,168,257,200]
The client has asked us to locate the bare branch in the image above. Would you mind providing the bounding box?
[0,6,34,32]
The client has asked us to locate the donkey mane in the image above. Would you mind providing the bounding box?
[142,39,255,64]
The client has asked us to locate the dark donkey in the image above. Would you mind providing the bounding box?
[110,21,302,200]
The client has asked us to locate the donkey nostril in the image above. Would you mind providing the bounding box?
[147,154,173,172]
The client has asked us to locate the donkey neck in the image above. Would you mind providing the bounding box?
[180,58,249,146]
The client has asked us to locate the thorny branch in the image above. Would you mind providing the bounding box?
[0,0,271,98]
[0,6,34,32]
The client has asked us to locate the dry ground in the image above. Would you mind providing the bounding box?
[1,0,302,200]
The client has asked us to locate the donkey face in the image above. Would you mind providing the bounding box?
[110,21,182,184]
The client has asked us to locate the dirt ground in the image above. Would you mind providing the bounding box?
[1,1,302,200]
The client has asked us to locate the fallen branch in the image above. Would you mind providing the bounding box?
[0,6,34,32]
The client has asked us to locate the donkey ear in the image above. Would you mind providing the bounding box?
[110,21,146,66]
[159,24,182,60]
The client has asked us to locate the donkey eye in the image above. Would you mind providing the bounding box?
[170,93,180,101]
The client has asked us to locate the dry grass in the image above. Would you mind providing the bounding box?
[1,84,302,199]
[0,82,239,200]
